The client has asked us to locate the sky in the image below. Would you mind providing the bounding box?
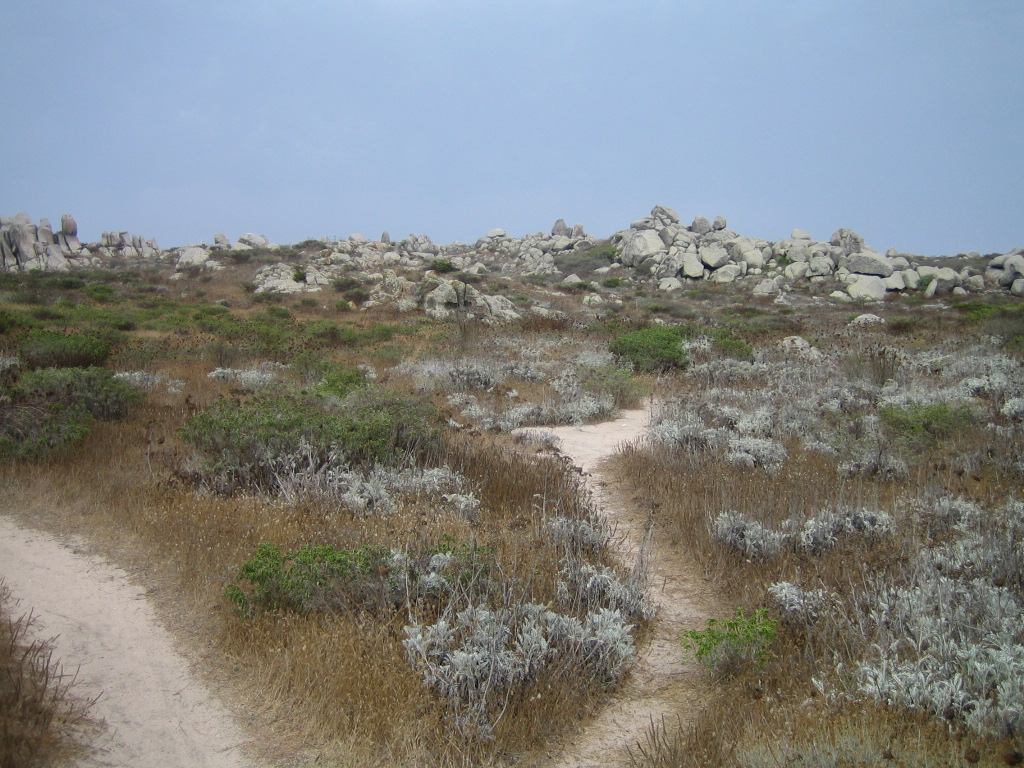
[2,0,1022,256]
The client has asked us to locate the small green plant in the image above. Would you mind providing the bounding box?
[714,337,755,362]
[601,277,622,288]
[430,259,456,273]
[83,284,116,303]
[609,327,689,373]
[918,274,936,292]
[292,269,307,283]
[681,607,778,677]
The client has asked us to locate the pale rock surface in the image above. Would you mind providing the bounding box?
[847,275,887,301]
[620,230,667,266]
[848,251,895,277]
[698,243,730,269]
[710,264,742,283]
[752,277,780,296]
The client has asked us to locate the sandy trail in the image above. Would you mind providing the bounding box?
[518,406,715,768]
[0,516,256,768]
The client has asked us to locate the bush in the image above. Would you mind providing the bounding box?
[19,331,111,369]
[180,388,439,493]
[430,259,456,273]
[0,403,92,460]
[601,277,622,288]
[880,402,971,448]
[609,327,689,373]
[15,367,142,420]
[83,284,116,303]
[332,277,360,293]
[681,608,778,678]
[317,364,368,398]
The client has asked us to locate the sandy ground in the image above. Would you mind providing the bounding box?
[0,516,257,768]
[517,406,718,768]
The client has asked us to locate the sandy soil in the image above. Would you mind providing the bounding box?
[0,516,257,768]
[517,406,719,768]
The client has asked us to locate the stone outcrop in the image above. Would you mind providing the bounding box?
[3,207,1021,310]
[1,212,164,271]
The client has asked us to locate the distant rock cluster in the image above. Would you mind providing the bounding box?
[0,212,163,271]
[3,208,1022,315]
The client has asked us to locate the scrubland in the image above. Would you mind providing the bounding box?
[1,259,1022,767]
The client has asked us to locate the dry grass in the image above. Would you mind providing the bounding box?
[0,581,94,768]
[0,384,631,765]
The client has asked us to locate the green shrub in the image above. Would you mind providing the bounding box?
[681,608,778,678]
[953,300,1000,323]
[601,277,622,288]
[317,365,368,398]
[579,365,642,408]
[609,327,689,373]
[880,402,971,448]
[343,288,370,306]
[180,389,439,493]
[264,305,292,321]
[16,367,142,420]
[0,403,92,460]
[83,284,117,303]
[19,330,111,369]
[430,259,456,273]
[714,337,754,362]
[225,542,391,616]
[292,269,307,283]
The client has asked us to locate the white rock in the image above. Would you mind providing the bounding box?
[752,278,780,296]
[830,290,853,302]
[883,272,906,291]
[238,233,270,248]
[847,251,895,277]
[176,246,210,269]
[847,275,887,301]
[699,243,730,269]
[791,228,813,241]
[486,228,507,239]
[561,273,583,285]
[849,313,886,327]
[620,229,667,266]
[903,269,921,290]
[1011,278,1024,297]
[779,336,811,350]
[682,252,705,278]
[964,274,985,292]
[710,264,742,283]
[784,262,809,280]
[658,277,683,291]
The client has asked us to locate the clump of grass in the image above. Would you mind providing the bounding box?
[0,581,93,767]
[610,327,690,372]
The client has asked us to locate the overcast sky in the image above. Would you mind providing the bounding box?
[3,1,1021,255]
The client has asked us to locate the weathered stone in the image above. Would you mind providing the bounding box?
[620,229,667,266]
[681,252,704,278]
[1011,278,1024,297]
[61,214,77,237]
[551,219,571,237]
[658,277,683,292]
[883,272,906,291]
[699,243,730,269]
[652,205,680,225]
[561,273,583,285]
[847,275,887,301]
[752,278,780,296]
[807,255,835,276]
[791,228,812,241]
[689,216,713,235]
[784,262,809,281]
[964,274,985,292]
[847,251,894,277]
[849,313,886,327]
[486,228,506,239]
[830,228,866,256]
[712,215,727,231]
[176,246,211,270]
[903,269,921,290]
[213,233,230,246]
[239,233,270,248]
[710,264,742,283]
[349,233,368,244]
[572,224,587,238]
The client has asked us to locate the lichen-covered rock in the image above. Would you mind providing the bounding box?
[847,275,887,301]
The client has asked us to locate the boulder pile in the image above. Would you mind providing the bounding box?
[3,208,1022,309]
[1,212,165,272]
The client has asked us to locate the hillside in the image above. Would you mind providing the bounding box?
[1,205,1022,767]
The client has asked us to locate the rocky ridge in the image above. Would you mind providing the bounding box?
[3,207,1022,322]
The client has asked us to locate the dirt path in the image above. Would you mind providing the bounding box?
[518,406,717,768]
[0,516,257,768]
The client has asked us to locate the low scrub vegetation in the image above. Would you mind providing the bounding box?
[0,254,1021,767]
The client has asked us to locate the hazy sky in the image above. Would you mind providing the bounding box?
[3,1,1021,255]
